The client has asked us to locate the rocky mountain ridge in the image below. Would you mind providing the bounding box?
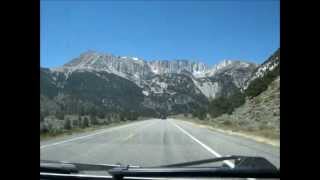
[50,51,258,98]
[41,49,278,118]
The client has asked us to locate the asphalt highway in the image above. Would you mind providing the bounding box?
[41,118,279,179]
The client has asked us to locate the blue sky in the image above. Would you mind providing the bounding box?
[41,0,279,68]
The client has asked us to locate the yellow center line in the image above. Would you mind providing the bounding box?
[121,119,159,142]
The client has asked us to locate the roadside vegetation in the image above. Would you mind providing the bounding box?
[175,112,279,140]
[185,49,280,141]
[40,112,147,140]
[175,75,280,141]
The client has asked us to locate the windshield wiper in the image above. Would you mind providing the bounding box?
[40,160,139,173]
[153,155,242,168]
[40,156,280,180]
[109,156,279,179]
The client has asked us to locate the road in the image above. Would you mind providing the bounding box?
[41,118,279,178]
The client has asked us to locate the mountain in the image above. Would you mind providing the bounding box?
[194,60,257,99]
[212,76,280,140]
[41,50,259,120]
[200,48,280,139]
[243,49,280,97]
[56,51,210,77]
[147,60,208,77]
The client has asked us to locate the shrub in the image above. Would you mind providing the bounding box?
[73,119,79,128]
[237,121,247,127]
[222,120,233,126]
[192,108,206,120]
[208,90,245,118]
[208,96,232,118]
[64,118,72,130]
[97,111,105,119]
[119,114,125,121]
[41,125,49,133]
[245,64,279,98]
[55,111,65,120]
[90,115,99,125]
[81,117,90,128]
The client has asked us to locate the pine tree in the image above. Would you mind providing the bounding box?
[64,118,72,130]
[73,119,79,128]
[83,117,90,128]
[55,111,65,120]
[91,115,98,125]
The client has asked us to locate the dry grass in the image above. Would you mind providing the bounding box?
[40,120,138,141]
[170,115,279,146]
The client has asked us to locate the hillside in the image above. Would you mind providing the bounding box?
[40,49,277,135]
[185,48,280,140]
[41,52,258,119]
[213,76,280,139]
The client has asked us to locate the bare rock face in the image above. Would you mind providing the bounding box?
[42,50,259,115]
[51,51,257,99]
[147,60,209,76]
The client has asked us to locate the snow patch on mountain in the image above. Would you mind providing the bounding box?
[49,50,259,100]
[142,90,149,96]
[243,50,280,90]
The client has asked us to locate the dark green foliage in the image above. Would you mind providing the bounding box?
[88,107,97,117]
[55,111,65,120]
[97,110,105,119]
[73,119,79,128]
[79,108,86,116]
[81,117,90,128]
[117,111,139,121]
[90,115,99,125]
[40,67,211,119]
[119,113,126,121]
[208,90,245,118]
[245,63,279,98]
[132,112,139,120]
[40,68,59,98]
[106,114,111,122]
[64,118,72,130]
[245,49,279,98]
[63,71,144,112]
[41,126,49,133]
[127,111,139,120]
[192,108,207,120]
[229,91,246,109]
[40,69,155,119]
[207,49,279,118]
[222,120,233,126]
[208,96,232,118]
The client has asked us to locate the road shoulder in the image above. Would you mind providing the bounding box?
[175,118,280,147]
[40,119,149,146]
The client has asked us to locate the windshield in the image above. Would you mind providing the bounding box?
[40,0,280,179]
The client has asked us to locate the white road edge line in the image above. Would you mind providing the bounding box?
[168,119,234,168]
[168,119,256,180]
[40,120,155,149]
[41,129,112,149]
